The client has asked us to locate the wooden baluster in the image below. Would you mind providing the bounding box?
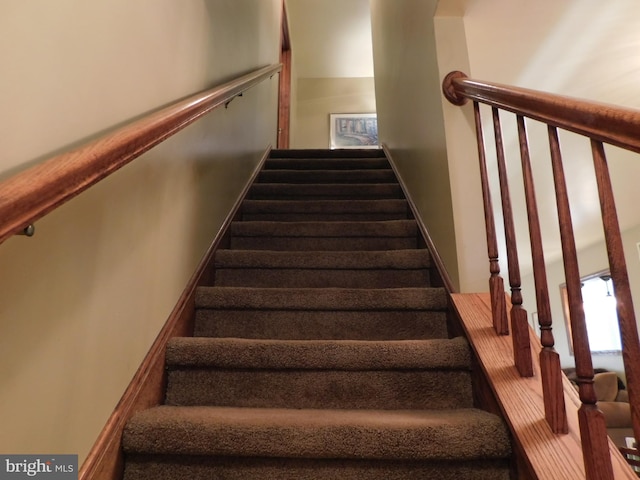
[591,139,640,444]
[491,108,533,376]
[472,102,508,335]
[517,116,568,432]
[548,126,613,480]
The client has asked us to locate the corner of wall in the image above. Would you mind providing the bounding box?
[433,13,488,293]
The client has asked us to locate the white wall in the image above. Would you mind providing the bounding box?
[0,0,281,463]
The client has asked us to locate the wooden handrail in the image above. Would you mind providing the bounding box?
[443,71,640,479]
[442,70,640,154]
[0,63,282,245]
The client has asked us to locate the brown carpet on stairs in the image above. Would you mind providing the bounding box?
[121,148,512,479]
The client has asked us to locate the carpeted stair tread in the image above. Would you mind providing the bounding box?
[212,249,431,288]
[229,219,416,237]
[163,337,473,409]
[193,310,448,340]
[214,249,430,269]
[123,406,512,461]
[165,336,469,369]
[195,286,447,311]
[248,183,404,200]
[258,169,396,184]
[264,158,390,170]
[229,220,419,250]
[165,365,472,410]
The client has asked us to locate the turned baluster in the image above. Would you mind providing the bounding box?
[517,115,567,432]
[472,102,509,335]
[591,139,640,445]
[491,108,533,376]
[548,126,613,480]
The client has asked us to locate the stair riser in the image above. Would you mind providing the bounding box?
[264,158,390,170]
[124,456,510,480]
[240,200,410,221]
[165,370,472,410]
[193,311,448,340]
[214,269,430,288]
[131,457,510,480]
[248,184,404,200]
[258,170,396,184]
[241,212,409,221]
[230,219,418,236]
[229,237,417,251]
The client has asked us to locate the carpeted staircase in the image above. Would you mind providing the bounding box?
[121,149,512,479]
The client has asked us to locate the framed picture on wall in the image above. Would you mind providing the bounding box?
[329,113,379,149]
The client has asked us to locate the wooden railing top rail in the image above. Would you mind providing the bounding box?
[443,71,640,154]
[0,63,282,245]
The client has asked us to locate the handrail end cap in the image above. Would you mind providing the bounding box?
[442,71,469,106]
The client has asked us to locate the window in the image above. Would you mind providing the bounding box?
[561,271,621,355]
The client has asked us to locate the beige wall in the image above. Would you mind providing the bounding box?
[0,0,281,463]
[292,77,376,149]
[433,9,488,292]
[286,0,376,149]
[370,0,460,290]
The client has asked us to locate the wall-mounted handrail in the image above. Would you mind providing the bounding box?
[443,71,640,479]
[0,63,282,246]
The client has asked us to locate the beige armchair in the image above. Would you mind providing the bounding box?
[563,368,633,447]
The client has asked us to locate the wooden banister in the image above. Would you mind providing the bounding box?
[0,63,281,245]
[442,71,640,154]
[443,71,640,479]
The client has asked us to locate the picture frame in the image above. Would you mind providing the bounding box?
[329,113,379,149]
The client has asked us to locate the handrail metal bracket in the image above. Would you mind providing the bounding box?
[18,224,35,237]
[225,93,244,109]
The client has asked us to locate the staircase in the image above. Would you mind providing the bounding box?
[121,149,512,479]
